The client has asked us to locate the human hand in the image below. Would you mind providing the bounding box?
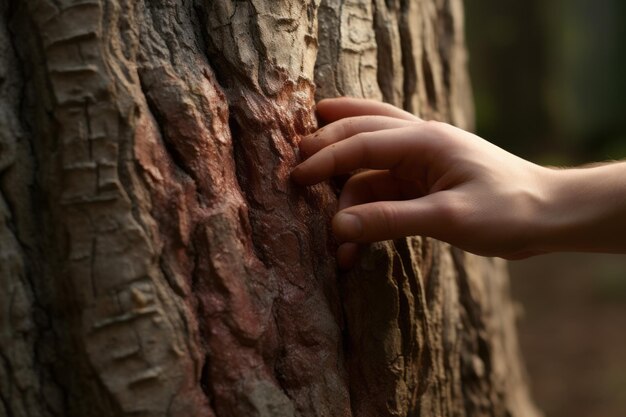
[292,97,553,268]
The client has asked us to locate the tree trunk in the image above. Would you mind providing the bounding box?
[0,1,540,416]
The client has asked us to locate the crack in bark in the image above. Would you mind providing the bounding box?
[227,114,274,269]
[421,52,439,109]
[398,0,418,113]
[0,2,68,416]
[451,249,502,416]
[140,80,197,186]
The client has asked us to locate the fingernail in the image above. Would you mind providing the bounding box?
[334,213,362,241]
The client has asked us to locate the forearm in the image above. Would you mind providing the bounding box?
[536,161,626,253]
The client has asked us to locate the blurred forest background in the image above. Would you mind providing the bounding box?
[466,1,626,416]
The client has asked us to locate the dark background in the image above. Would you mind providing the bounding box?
[465,1,626,416]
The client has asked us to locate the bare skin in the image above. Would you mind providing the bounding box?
[291,97,626,269]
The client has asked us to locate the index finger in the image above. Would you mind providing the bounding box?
[316,97,422,123]
[291,124,439,185]
[300,115,417,158]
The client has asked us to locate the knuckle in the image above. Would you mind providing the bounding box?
[423,120,450,137]
[336,118,351,139]
[327,145,340,172]
[346,131,372,164]
[338,116,366,139]
[375,203,399,237]
[350,131,369,142]
[436,194,467,227]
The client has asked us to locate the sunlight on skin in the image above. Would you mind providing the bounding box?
[292,97,626,269]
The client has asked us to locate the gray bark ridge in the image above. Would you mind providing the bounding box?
[0,1,540,417]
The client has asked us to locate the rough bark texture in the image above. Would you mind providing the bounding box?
[0,1,540,417]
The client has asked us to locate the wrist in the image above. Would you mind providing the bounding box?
[534,162,626,254]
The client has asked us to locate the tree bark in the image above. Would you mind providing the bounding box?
[0,1,540,417]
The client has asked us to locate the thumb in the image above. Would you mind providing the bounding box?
[332,195,451,243]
